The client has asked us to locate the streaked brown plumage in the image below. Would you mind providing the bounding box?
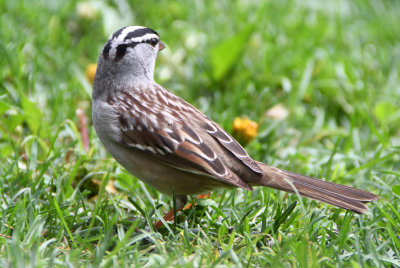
[93,26,379,220]
[102,83,378,214]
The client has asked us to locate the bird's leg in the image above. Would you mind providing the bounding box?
[153,193,211,229]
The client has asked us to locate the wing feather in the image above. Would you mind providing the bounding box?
[205,122,263,174]
[108,88,253,190]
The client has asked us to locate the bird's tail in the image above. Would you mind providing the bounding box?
[254,162,379,214]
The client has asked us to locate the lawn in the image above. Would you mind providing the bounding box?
[1,0,399,266]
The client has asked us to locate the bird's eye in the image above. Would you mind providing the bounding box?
[147,38,159,48]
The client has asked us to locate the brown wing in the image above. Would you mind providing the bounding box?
[107,89,253,190]
[204,122,263,174]
[152,85,263,174]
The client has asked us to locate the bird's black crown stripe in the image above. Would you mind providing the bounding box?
[124,28,159,41]
[111,27,126,40]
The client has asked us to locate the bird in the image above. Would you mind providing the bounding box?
[92,26,379,224]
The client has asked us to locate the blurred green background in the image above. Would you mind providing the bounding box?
[1,0,399,266]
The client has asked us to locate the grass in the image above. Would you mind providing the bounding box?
[1,0,399,266]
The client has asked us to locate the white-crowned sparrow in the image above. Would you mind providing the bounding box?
[92,26,378,215]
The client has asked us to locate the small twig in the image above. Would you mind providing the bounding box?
[2,223,14,230]
[0,233,12,239]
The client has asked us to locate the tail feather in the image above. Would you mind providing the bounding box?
[255,162,379,214]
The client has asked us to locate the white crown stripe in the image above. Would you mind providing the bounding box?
[127,33,159,43]
[118,26,147,40]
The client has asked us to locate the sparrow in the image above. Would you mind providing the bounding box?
[92,26,379,219]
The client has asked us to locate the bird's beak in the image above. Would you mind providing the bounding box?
[158,41,166,51]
